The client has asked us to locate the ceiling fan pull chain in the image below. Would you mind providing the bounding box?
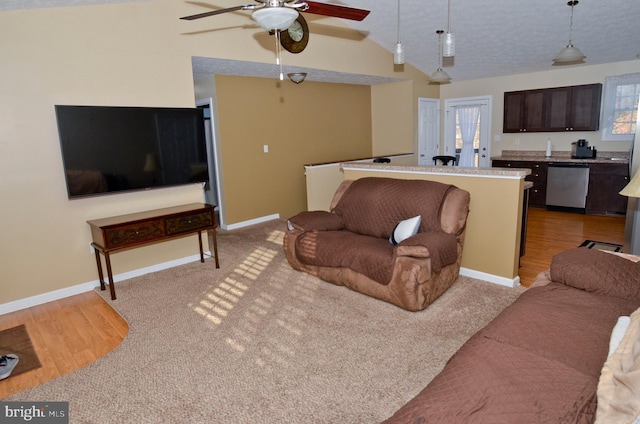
[275,30,284,81]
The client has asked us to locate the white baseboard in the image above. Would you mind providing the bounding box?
[460,267,521,288]
[0,249,520,316]
[0,253,210,316]
[221,214,280,231]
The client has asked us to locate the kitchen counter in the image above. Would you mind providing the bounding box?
[342,155,531,178]
[492,150,629,164]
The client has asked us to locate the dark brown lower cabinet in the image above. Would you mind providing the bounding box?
[586,163,629,215]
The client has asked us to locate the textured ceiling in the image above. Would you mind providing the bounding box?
[4,0,640,85]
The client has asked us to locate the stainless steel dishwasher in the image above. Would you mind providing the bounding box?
[546,162,590,212]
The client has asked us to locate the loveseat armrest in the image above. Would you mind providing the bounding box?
[287,211,345,232]
[395,232,459,273]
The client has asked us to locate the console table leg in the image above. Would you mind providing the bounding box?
[208,229,220,269]
[104,252,117,300]
[94,248,106,291]
[198,231,204,263]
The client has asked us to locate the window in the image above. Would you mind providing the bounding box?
[455,113,481,167]
[601,73,640,141]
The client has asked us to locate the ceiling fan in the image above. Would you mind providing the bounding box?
[180,1,370,54]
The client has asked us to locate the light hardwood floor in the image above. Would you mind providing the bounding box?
[518,208,626,286]
[0,208,627,398]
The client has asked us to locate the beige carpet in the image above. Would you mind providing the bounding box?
[8,220,525,423]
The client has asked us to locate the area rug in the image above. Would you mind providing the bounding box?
[7,220,525,423]
[0,324,41,379]
[579,239,623,252]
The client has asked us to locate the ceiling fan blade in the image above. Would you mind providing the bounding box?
[303,1,370,21]
[180,5,251,21]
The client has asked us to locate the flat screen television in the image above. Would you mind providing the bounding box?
[55,105,209,199]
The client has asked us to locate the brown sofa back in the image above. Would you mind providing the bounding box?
[331,177,467,239]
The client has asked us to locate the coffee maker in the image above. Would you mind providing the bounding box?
[571,139,597,159]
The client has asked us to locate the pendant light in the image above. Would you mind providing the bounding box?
[393,0,405,65]
[553,0,585,65]
[430,30,451,83]
[443,0,455,57]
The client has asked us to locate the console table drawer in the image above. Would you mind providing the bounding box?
[165,212,213,235]
[105,221,164,248]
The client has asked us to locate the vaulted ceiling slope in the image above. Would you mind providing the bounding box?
[4,0,640,83]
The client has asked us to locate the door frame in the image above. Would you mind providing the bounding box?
[417,98,441,165]
[444,95,493,167]
[197,97,225,227]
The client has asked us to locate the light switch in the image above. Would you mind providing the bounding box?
[263,145,269,153]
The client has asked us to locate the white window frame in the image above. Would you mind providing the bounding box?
[600,72,640,142]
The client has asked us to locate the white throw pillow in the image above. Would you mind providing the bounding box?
[389,215,421,245]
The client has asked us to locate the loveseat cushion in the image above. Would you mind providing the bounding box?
[287,211,344,232]
[550,248,640,302]
[331,177,454,239]
[295,231,395,285]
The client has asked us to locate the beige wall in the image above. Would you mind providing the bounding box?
[212,75,372,224]
[342,168,524,283]
[440,60,640,156]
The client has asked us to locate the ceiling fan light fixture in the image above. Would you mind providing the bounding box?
[252,7,299,31]
[287,72,307,84]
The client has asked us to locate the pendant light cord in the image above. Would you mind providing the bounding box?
[396,0,401,43]
[568,1,576,44]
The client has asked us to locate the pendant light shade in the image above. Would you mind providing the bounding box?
[430,68,451,83]
[553,1,585,65]
[394,42,405,65]
[443,32,455,57]
[430,30,451,84]
[553,44,586,63]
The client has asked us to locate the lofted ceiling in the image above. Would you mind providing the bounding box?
[3,0,640,85]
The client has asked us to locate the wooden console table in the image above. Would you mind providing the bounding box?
[87,203,219,300]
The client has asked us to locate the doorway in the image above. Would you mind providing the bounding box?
[444,96,492,167]
[197,98,224,227]
[417,98,440,165]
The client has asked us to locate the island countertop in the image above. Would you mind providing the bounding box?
[341,155,530,178]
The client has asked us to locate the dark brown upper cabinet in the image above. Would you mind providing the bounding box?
[503,83,602,133]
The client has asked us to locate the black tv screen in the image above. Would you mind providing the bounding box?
[55,105,209,199]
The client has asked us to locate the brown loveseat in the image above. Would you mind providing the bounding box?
[384,248,640,423]
[283,177,471,312]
